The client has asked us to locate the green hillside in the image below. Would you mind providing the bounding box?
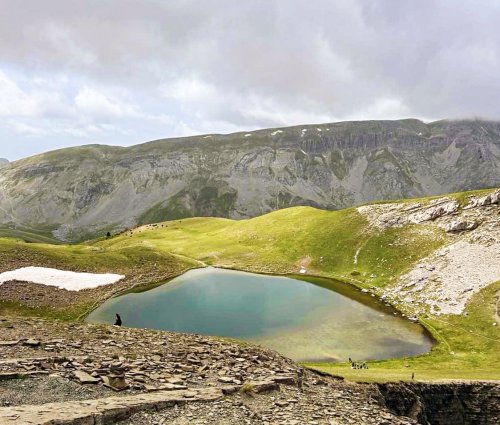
[0,187,498,381]
[0,228,61,244]
[96,205,443,289]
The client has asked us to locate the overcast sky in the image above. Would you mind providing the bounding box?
[1,0,499,160]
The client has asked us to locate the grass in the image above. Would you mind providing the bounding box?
[0,187,498,382]
[0,228,61,244]
[305,281,500,382]
[96,205,446,289]
[0,237,200,320]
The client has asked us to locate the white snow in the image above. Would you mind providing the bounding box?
[0,267,124,291]
[316,128,322,132]
[271,130,283,136]
[244,133,252,137]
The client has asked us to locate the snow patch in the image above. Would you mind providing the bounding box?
[271,130,283,136]
[244,133,252,137]
[0,267,124,291]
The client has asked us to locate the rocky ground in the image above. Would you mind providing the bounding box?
[0,316,416,424]
[357,190,500,316]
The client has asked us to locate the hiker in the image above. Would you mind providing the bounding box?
[114,313,122,326]
[412,372,415,380]
[348,357,352,363]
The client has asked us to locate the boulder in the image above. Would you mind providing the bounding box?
[445,220,479,233]
[409,199,459,223]
[103,374,129,391]
[465,190,500,208]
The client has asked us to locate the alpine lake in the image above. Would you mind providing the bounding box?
[87,268,434,362]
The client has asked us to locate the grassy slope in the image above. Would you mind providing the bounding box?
[96,206,446,289]
[93,188,499,381]
[1,188,498,381]
[0,228,61,244]
[0,237,200,319]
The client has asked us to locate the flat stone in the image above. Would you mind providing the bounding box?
[74,370,100,384]
[167,377,185,385]
[23,339,40,347]
[245,380,279,393]
[0,340,19,346]
[0,387,223,424]
[273,374,298,386]
[221,385,239,395]
[160,383,187,390]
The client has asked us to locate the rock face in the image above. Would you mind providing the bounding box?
[357,190,500,316]
[0,158,8,168]
[378,382,500,425]
[0,119,499,241]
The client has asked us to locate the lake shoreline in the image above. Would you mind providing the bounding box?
[87,267,434,363]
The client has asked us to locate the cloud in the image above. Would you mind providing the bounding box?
[74,87,140,119]
[160,77,216,102]
[0,0,499,159]
[0,70,67,118]
[7,120,47,137]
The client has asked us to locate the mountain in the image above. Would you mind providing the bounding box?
[0,158,9,167]
[0,118,499,241]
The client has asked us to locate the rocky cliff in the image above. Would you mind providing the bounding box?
[378,382,500,424]
[0,119,499,241]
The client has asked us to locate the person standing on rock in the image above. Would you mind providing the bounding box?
[114,313,122,326]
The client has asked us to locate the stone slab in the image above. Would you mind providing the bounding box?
[0,387,223,424]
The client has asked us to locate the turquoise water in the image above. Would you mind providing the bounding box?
[87,268,433,362]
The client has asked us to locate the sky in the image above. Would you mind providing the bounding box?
[1,0,500,160]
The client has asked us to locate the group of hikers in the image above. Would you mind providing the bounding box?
[348,357,368,369]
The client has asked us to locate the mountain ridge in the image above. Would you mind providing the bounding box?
[0,118,499,241]
[4,118,485,164]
